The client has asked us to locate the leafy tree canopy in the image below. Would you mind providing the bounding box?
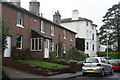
[76,38,85,51]
[99,2,120,52]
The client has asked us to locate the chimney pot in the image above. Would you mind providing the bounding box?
[29,0,40,16]
[53,10,61,24]
[72,10,79,20]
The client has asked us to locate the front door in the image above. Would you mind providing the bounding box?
[44,39,49,58]
[4,36,11,57]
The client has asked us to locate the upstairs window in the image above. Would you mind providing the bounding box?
[63,30,66,39]
[16,35,23,49]
[70,33,73,41]
[86,30,89,37]
[17,12,24,28]
[92,26,94,29]
[92,33,94,40]
[40,20,44,33]
[51,25,55,36]
[86,21,88,26]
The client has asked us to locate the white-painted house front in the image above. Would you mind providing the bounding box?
[61,10,97,57]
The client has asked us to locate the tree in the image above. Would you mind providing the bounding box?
[2,20,8,53]
[76,38,85,51]
[99,2,120,52]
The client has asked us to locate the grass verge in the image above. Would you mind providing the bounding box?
[18,60,69,69]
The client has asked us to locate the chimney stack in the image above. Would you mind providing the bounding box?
[72,10,79,20]
[29,0,40,16]
[53,10,61,24]
[10,0,21,7]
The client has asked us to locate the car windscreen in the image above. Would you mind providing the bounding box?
[84,58,99,63]
[108,60,118,63]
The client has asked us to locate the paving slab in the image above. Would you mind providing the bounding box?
[3,66,46,78]
[3,66,82,79]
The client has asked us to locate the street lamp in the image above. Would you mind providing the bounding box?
[106,30,108,59]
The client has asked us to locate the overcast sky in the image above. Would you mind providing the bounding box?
[20,0,119,30]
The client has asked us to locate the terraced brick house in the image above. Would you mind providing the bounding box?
[2,1,76,60]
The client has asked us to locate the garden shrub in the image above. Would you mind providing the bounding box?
[50,51,57,60]
[11,46,33,60]
[68,47,87,61]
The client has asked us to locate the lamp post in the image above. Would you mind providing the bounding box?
[106,30,108,59]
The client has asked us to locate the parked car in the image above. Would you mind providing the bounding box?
[82,57,114,76]
[108,59,120,71]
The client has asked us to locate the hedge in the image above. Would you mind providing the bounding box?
[97,52,120,59]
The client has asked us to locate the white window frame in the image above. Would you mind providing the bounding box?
[86,30,88,38]
[86,21,88,26]
[31,38,42,51]
[51,42,54,51]
[16,11,24,28]
[63,43,66,53]
[16,35,23,49]
[92,33,94,40]
[70,33,73,41]
[92,44,94,51]
[51,25,55,36]
[40,20,45,33]
[86,42,89,50]
[63,30,66,39]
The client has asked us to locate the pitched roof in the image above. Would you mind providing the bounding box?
[2,2,77,34]
[31,29,52,40]
[61,17,93,23]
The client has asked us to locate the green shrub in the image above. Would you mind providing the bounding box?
[11,46,33,60]
[68,47,87,61]
[97,52,120,59]
[50,51,57,60]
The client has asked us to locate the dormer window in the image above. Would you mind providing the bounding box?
[16,11,24,28]
[40,20,44,33]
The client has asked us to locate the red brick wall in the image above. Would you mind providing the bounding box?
[2,3,76,59]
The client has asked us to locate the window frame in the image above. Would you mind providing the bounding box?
[16,35,23,49]
[86,42,89,50]
[86,21,88,26]
[63,43,66,53]
[70,33,73,41]
[51,25,55,36]
[92,44,94,51]
[31,38,42,51]
[16,11,24,28]
[92,33,94,40]
[51,42,54,51]
[40,20,45,33]
[63,30,66,39]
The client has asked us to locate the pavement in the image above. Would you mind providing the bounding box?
[3,66,82,79]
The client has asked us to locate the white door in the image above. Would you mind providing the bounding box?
[4,36,11,57]
[44,39,49,58]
